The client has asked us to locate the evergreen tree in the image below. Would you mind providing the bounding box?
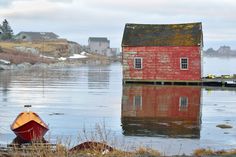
[0,23,2,35]
[0,19,13,40]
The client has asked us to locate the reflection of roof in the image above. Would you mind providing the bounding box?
[16,32,59,40]
[122,23,203,47]
[88,37,109,42]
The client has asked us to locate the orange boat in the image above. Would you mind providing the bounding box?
[11,106,49,142]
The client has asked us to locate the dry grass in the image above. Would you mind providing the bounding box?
[1,146,161,157]
[0,40,69,54]
[193,148,236,156]
[0,143,68,157]
[0,123,162,157]
[134,147,161,157]
[0,48,53,64]
[1,138,236,157]
[15,136,236,157]
[1,123,235,157]
[0,140,162,157]
[193,148,215,156]
[69,148,160,157]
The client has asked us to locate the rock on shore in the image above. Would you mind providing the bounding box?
[0,62,32,70]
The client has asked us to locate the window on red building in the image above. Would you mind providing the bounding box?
[180,58,188,70]
[134,57,142,69]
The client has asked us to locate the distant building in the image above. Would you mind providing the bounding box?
[88,37,118,57]
[122,22,203,83]
[15,32,59,41]
[88,37,110,55]
[106,48,119,57]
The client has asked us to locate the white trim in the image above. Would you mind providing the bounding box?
[180,57,188,70]
[134,57,143,69]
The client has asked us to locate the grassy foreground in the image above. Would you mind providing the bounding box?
[0,144,161,157]
[1,143,236,157]
[1,124,235,157]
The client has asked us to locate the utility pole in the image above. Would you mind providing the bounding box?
[40,32,46,98]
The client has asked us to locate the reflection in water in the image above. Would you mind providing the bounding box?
[0,71,11,102]
[0,64,120,145]
[121,84,202,138]
[1,62,236,154]
[88,66,110,89]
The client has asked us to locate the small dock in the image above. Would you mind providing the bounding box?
[123,77,236,87]
[202,78,236,87]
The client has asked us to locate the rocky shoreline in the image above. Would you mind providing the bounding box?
[0,62,83,71]
[0,43,115,71]
[0,60,114,71]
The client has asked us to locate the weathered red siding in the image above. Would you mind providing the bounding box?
[122,46,201,81]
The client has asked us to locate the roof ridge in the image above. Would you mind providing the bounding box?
[126,22,202,26]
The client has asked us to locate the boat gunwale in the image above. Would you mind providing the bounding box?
[11,112,49,130]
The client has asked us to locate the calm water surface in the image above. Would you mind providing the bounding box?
[0,58,236,155]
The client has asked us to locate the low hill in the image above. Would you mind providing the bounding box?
[0,39,80,58]
[0,40,111,66]
[0,47,53,64]
[204,46,236,57]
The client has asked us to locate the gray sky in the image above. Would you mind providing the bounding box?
[0,0,236,49]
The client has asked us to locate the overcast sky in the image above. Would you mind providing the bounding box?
[0,0,236,49]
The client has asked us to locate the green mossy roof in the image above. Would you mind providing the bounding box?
[122,23,203,47]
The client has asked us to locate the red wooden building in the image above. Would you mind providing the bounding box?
[121,23,203,83]
[121,84,201,138]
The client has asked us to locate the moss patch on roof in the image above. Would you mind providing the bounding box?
[122,23,203,47]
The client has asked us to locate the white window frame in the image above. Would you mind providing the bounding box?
[134,57,143,69]
[179,97,188,111]
[180,57,188,70]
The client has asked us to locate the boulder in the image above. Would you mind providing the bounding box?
[69,141,114,153]
[17,62,31,69]
[31,63,48,69]
[0,64,11,70]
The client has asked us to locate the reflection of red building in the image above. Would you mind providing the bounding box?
[121,85,201,138]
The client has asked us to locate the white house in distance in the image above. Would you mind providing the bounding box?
[88,37,109,55]
[88,37,118,57]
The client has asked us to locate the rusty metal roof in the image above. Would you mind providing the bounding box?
[122,23,203,47]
